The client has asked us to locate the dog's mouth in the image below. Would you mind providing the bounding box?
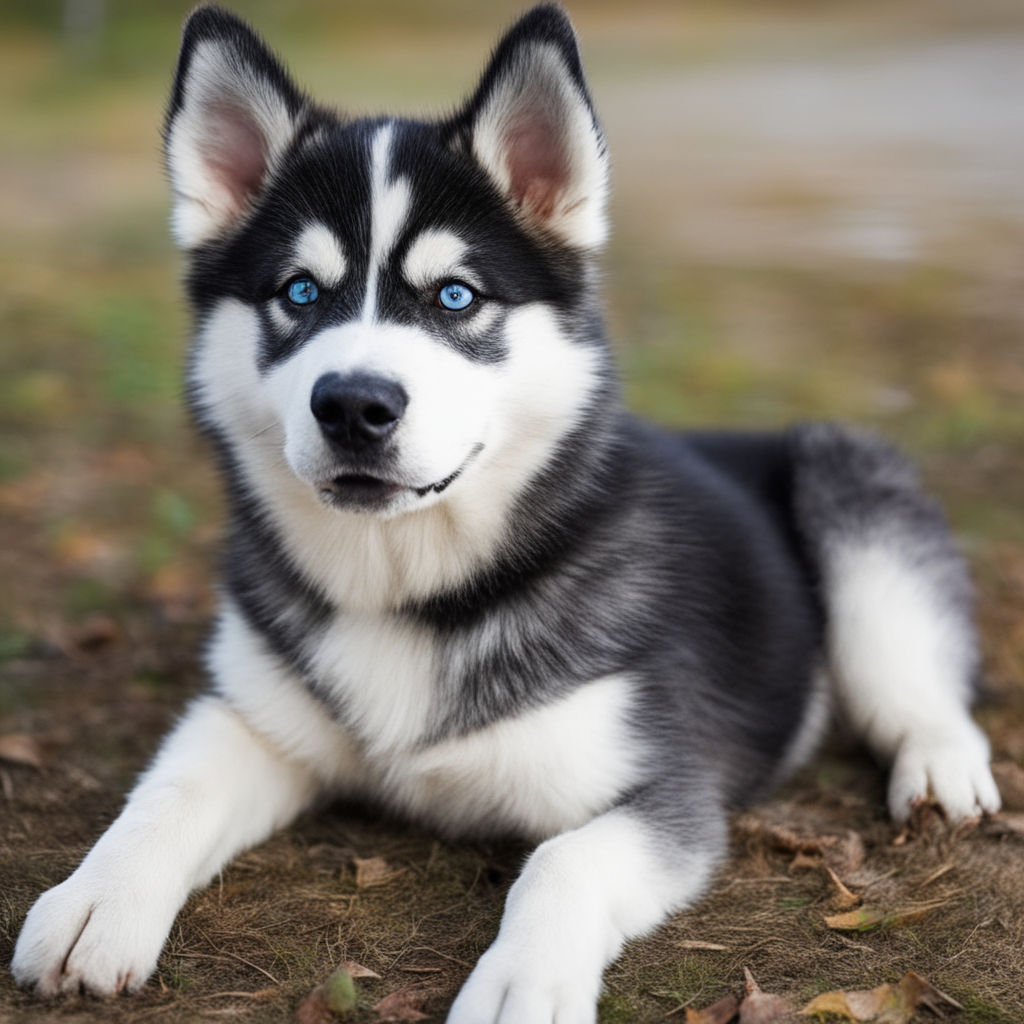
[318,444,484,510]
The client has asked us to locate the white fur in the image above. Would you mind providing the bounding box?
[212,603,642,838]
[309,610,440,755]
[472,42,608,249]
[382,674,643,838]
[189,298,601,611]
[447,810,716,1024]
[402,228,475,289]
[267,320,502,511]
[362,124,411,322]
[11,696,321,997]
[166,41,298,249]
[825,541,1000,821]
[207,601,365,787]
[291,222,347,287]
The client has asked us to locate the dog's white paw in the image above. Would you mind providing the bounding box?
[11,872,176,998]
[888,718,1001,823]
[446,937,602,1024]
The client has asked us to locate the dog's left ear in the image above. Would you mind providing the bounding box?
[455,4,609,249]
[163,6,310,249]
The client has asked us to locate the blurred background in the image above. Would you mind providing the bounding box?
[1,0,1023,736]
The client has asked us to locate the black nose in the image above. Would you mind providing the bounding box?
[310,372,408,449]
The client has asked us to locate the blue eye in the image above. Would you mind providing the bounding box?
[438,283,474,311]
[287,277,319,305]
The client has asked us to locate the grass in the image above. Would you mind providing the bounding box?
[2,1,1024,1021]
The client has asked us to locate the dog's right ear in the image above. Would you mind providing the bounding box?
[163,6,308,250]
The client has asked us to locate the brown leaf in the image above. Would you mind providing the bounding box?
[992,760,1024,811]
[354,856,406,889]
[686,993,740,1024]
[983,811,1024,838]
[823,900,947,932]
[373,985,430,1022]
[342,960,381,979]
[0,734,44,768]
[799,971,963,1022]
[898,971,963,1013]
[789,850,822,872]
[739,968,796,1023]
[823,864,861,910]
[735,817,864,874]
[801,983,901,1021]
[892,800,948,845]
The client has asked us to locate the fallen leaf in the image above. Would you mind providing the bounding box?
[342,960,381,979]
[799,971,963,1022]
[739,967,796,1023]
[899,971,962,1013]
[983,812,1024,838]
[373,985,430,1022]
[354,856,407,888]
[892,801,948,844]
[823,864,861,910]
[823,901,946,932]
[0,734,44,768]
[801,983,900,1021]
[686,993,740,1023]
[992,760,1024,811]
[789,850,822,872]
[735,817,864,874]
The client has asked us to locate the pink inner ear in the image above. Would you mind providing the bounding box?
[200,101,270,215]
[504,113,570,222]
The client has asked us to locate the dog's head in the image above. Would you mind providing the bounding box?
[166,4,611,521]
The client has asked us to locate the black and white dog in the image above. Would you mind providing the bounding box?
[12,6,1000,1020]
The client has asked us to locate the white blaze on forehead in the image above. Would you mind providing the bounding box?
[402,229,473,289]
[362,123,412,322]
[292,223,347,287]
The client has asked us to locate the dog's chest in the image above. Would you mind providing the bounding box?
[377,673,643,839]
[309,616,641,838]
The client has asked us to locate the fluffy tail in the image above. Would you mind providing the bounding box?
[790,422,999,821]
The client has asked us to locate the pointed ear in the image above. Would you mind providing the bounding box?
[163,6,309,249]
[458,4,609,249]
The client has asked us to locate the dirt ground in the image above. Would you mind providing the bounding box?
[2,2,1024,1021]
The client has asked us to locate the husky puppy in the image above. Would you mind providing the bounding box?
[12,5,1000,1020]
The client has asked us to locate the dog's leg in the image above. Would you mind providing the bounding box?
[11,608,348,998]
[792,423,1000,822]
[824,540,1000,822]
[447,800,725,1024]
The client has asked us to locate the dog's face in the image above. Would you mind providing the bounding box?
[166,6,609,519]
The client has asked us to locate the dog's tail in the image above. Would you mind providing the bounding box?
[790,422,998,820]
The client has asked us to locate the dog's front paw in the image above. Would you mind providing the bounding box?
[888,717,1001,824]
[446,937,603,1024]
[12,872,176,998]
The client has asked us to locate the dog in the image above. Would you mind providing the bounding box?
[12,5,1001,1020]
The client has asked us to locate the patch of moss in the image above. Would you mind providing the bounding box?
[598,992,637,1023]
[957,996,1015,1024]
